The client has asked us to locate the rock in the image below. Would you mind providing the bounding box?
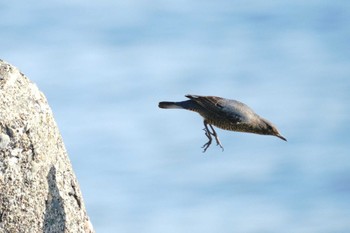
[0,60,94,233]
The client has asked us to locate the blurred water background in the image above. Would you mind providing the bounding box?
[1,0,350,232]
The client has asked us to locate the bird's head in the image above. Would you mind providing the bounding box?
[261,118,287,141]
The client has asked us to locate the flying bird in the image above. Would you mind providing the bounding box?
[159,94,286,152]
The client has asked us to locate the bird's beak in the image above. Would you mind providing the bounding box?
[276,134,287,141]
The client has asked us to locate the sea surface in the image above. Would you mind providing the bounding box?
[1,0,350,232]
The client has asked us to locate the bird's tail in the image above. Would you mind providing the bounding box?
[158,101,184,109]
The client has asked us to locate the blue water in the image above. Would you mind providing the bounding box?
[1,1,350,232]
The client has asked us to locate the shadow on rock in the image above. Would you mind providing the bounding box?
[43,166,66,233]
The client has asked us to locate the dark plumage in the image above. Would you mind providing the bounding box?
[159,94,286,152]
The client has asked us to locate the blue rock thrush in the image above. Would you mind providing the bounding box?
[159,94,287,152]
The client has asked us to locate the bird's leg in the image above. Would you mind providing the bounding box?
[208,124,224,151]
[202,121,213,153]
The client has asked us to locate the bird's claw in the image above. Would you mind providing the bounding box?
[202,141,211,153]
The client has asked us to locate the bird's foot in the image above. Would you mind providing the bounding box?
[202,121,224,152]
[202,140,212,153]
[202,127,213,152]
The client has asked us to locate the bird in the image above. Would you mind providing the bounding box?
[159,94,287,152]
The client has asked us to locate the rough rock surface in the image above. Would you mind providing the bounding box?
[0,60,94,233]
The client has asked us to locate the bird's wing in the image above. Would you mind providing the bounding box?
[185,95,247,124]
